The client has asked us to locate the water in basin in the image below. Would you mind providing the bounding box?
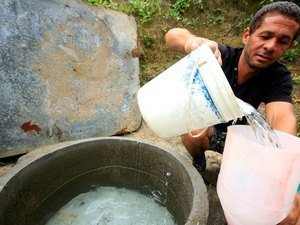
[46,186,177,225]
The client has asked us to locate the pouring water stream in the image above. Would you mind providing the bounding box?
[236,98,281,148]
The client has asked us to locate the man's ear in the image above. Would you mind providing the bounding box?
[242,27,251,44]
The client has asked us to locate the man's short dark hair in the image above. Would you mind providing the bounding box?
[250,1,300,40]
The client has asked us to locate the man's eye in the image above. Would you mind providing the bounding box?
[260,36,269,40]
[280,42,288,45]
[278,40,289,45]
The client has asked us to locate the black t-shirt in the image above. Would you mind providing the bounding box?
[215,43,293,132]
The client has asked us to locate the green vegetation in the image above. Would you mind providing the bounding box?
[294,77,300,85]
[283,43,299,63]
[87,0,119,9]
[236,15,253,32]
[129,0,162,25]
[143,33,155,49]
[204,7,224,27]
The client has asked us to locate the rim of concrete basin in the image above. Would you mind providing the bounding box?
[0,137,208,225]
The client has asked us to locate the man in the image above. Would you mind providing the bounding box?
[165,1,300,224]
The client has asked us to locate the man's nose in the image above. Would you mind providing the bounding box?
[263,38,277,52]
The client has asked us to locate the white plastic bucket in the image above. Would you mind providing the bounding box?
[217,125,300,225]
[137,45,243,138]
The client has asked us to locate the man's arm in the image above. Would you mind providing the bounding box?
[164,28,194,53]
[165,28,222,64]
[278,193,300,225]
[265,101,297,135]
[265,101,299,224]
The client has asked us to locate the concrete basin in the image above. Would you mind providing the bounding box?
[0,137,208,224]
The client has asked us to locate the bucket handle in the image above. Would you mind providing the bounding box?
[185,59,208,138]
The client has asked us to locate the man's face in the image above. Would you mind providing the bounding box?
[242,14,299,69]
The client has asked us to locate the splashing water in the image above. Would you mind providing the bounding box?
[236,98,281,148]
[46,186,177,225]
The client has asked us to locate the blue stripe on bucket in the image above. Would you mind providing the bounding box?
[181,54,223,122]
[298,183,300,193]
[192,69,224,122]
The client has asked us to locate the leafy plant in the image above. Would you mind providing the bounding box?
[259,0,274,7]
[87,0,162,25]
[87,0,119,10]
[168,0,191,21]
[129,0,161,25]
[236,15,253,32]
[204,8,224,27]
[194,0,204,10]
[181,17,200,28]
[143,33,154,49]
[293,76,300,85]
[167,0,204,22]
[282,45,299,63]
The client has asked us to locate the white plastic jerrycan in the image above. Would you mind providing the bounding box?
[217,125,300,225]
[137,45,243,138]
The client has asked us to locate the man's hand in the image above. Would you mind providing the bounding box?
[165,28,222,65]
[185,36,222,65]
[278,193,300,225]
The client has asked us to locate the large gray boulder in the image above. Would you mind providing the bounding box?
[0,0,141,157]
